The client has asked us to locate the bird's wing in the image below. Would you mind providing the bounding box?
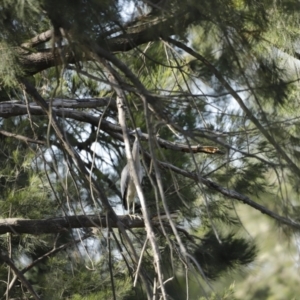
[120,164,130,209]
[137,162,143,183]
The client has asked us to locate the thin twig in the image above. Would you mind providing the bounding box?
[165,37,300,177]
[0,130,45,145]
[101,59,154,299]
[4,234,92,298]
[133,238,148,287]
[0,251,40,300]
[107,213,116,300]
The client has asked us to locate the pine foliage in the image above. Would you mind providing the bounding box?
[0,0,300,299]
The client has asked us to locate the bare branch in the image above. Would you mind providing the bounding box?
[0,252,40,300]
[20,79,119,221]
[0,98,116,118]
[0,215,144,235]
[1,102,223,154]
[166,37,300,177]
[0,130,46,145]
[5,234,92,298]
[21,30,53,48]
[17,13,190,75]
[157,160,300,230]
[156,136,224,154]
[104,60,157,299]
[0,184,299,236]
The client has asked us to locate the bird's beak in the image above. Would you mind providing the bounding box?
[128,127,142,136]
[129,130,135,135]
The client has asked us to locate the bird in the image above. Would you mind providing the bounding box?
[120,128,143,214]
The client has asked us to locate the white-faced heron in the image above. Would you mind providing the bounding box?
[120,128,143,214]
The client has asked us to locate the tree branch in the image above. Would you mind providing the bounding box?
[0,130,46,145]
[18,12,191,75]
[20,79,119,225]
[166,37,300,177]
[1,101,223,154]
[21,30,53,48]
[1,178,300,236]
[0,98,115,118]
[0,215,144,235]
[5,234,92,298]
[0,252,40,300]
[157,160,300,230]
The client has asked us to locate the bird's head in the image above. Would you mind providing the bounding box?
[129,127,143,137]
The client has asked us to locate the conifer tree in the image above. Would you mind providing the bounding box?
[0,0,300,299]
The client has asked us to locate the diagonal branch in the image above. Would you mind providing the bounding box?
[0,130,46,145]
[0,251,40,300]
[18,12,190,75]
[157,160,300,230]
[165,37,300,177]
[103,60,158,300]
[21,30,52,48]
[5,234,92,298]
[20,15,166,74]
[20,79,118,221]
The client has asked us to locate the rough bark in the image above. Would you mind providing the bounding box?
[0,99,223,154]
[18,12,191,75]
[0,215,144,235]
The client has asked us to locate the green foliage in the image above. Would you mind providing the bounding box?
[199,283,237,300]
[1,0,300,299]
[192,231,257,280]
[0,41,23,86]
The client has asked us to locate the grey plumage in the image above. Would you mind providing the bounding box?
[120,128,143,213]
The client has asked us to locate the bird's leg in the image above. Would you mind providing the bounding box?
[128,202,143,220]
[128,213,143,220]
